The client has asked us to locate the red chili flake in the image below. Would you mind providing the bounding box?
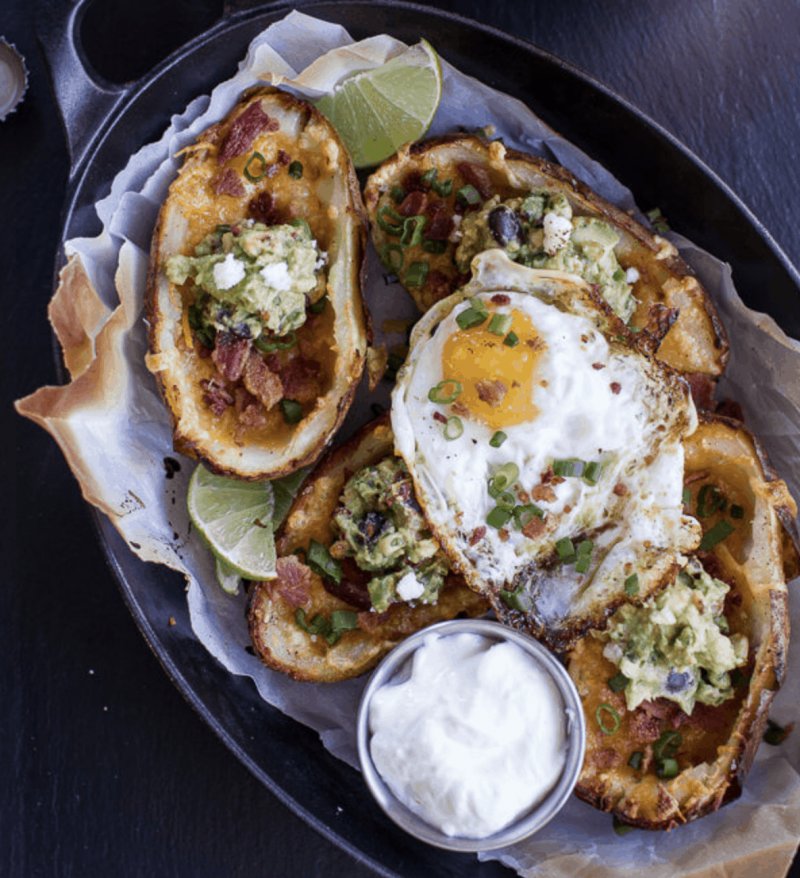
[432,411,448,424]
[491,294,511,305]
[610,382,622,395]
[469,526,486,546]
[592,362,606,370]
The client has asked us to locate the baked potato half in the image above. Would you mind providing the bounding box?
[569,415,797,829]
[364,135,727,395]
[146,87,368,480]
[248,416,488,682]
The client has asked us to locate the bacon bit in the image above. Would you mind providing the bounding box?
[212,333,251,382]
[540,467,565,486]
[592,362,606,370]
[200,378,234,416]
[271,556,313,608]
[432,411,448,424]
[610,382,622,395]
[491,294,511,305]
[563,504,572,514]
[425,269,454,303]
[469,526,486,546]
[526,337,545,351]
[451,401,469,417]
[593,747,621,770]
[613,482,628,497]
[398,190,428,217]
[532,484,557,503]
[517,490,530,503]
[277,149,291,165]
[498,528,510,542]
[522,516,546,539]
[234,387,258,412]
[628,708,662,744]
[581,334,589,343]
[457,161,494,198]
[475,378,508,407]
[218,102,278,163]
[279,355,321,404]
[248,191,284,225]
[425,200,454,240]
[238,403,267,430]
[402,170,426,192]
[211,167,245,197]
[243,351,283,411]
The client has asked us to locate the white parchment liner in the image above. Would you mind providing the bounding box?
[16,12,800,877]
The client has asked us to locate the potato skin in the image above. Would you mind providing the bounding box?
[247,416,488,682]
[569,414,795,829]
[364,134,728,388]
[146,87,368,480]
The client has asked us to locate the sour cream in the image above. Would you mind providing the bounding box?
[368,632,568,839]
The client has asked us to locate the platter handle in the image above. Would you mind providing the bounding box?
[34,0,132,174]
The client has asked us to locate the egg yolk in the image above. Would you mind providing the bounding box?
[441,306,546,429]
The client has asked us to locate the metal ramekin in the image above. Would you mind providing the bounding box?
[356,618,586,852]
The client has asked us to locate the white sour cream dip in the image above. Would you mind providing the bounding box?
[368,632,567,839]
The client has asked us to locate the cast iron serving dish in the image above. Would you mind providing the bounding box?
[37,0,800,874]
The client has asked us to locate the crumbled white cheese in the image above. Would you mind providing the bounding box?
[212,253,246,290]
[259,260,292,291]
[542,212,573,256]
[396,570,425,602]
[625,266,640,284]
[315,251,328,271]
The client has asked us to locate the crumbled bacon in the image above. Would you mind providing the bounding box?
[432,411,447,424]
[451,400,469,417]
[457,161,494,198]
[475,378,508,407]
[211,168,245,197]
[592,362,606,370]
[402,170,425,192]
[398,190,428,217]
[279,355,321,404]
[469,526,486,546]
[248,191,284,225]
[610,382,622,395]
[491,294,511,305]
[218,102,278,163]
[424,200,454,240]
[243,350,283,411]
[522,516,546,539]
[628,707,663,744]
[531,484,557,503]
[425,269,454,303]
[277,149,291,165]
[200,378,234,416]
[592,747,621,770]
[270,556,312,608]
[320,558,372,611]
[238,403,267,429]
[212,333,251,382]
[613,482,628,497]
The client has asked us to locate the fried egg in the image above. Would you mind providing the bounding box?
[391,251,701,648]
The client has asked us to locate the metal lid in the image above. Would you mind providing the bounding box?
[0,40,29,121]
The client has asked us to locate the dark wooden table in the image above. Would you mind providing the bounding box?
[7,1,800,875]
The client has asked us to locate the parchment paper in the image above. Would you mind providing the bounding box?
[16,11,800,876]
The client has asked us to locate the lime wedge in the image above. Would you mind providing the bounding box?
[316,40,442,168]
[271,466,312,529]
[215,557,242,595]
[187,465,276,580]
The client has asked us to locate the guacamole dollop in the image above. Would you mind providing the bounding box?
[455,192,635,322]
[602,558,748,714]
[332,457,449,613]
[166,220,325,338]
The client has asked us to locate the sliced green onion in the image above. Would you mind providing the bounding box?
[730,503,744,519]
[381,243,404,272]
[553,458,583,477]
[596,703,621,735]
[243,151,268,182]
[309,296,327,315]
[653,730,682,760]
[656,758,679,779]
[499,587,532,612]
[699,519,735,551]
[556,537,576,561]
[280,399,304,424]
[697,483,727,517]
[486,506,513,529]
[456,184,481,206]
[400,215,427,247]
[624,573,639,596]
[496,491,516,510]
[468,296,488,314]
[432,178,453,197]
[608,672,628,693]
[295,608,330,636]
[307,539,343,584]
[488,312,513,336]
[405,260,429,288]
[583,461,603,485]
[330,609,358,633]
[514,504,544,530]
[489,463,520,494]
[377,203,404,234]
[503,331,519,348]
[627,750,644,771]
[456,307,488,330]
[422,239,447,254]
[575,539,594,573]
[613,816,636,836]
[255,331,297,353]
[390,185,405,203]
[288,160,303,179]
[443,415,463,441]
[290,218,312,238]
[489,431,508,448]
[420,168,438,187]
[428,379,463,404]
[682,486,692,505]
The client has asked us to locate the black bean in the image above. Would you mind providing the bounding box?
[665,669,693,693]
[488,206,523,247]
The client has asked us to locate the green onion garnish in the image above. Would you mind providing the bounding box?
[400,215,427,247]
[489,430,508,448]
[656,758,679,779]
[456,307,488,330]
[329,609,358,636]
[496,491,516,509]
[390,185,405,203]
[422,239,447,254]
[699,519,735,551]
[486,506,513,529]
[468,296,488,314]
[488,313,513,336]
[627,750,643,770]
[575,539,594,573]
[420,168,438,187]
[280,399,304,424]
[503,331,519,348]
[596,703,621,735]
[489,463,520,495]
[428,379,463,404]
[556,537,576,561]
[295,608,329,636]
[696,483,727,517]
[583,461,603,485]
[608,672,628,693]
[653,730,682,760]
[381,243,404,272]
[432,178,453,197]
[377,203,404,234]
[613,816,636,836]
[553,458,583,477]
[255,331,298,353]
[405,261,429,288]
[456,184,481,206]
[682,486,692,506]
[443,415,463,441]
[307,539,343,584]
[243,151,268,182]
[730,504,744,519]
[290,217,312,238]
[308,296,327,315]
[499,586,532,612]
[288,160,303,179]
[514,504,544,530]
[624,573,639,596]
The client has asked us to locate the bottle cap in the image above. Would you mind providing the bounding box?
[0,40,29,121]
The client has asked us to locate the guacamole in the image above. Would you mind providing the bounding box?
[602,558,748,714]
[166,220,325,339]
[332,457,449,613]
[455,192,635,322]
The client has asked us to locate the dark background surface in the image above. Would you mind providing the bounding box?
[6,0,800,876]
